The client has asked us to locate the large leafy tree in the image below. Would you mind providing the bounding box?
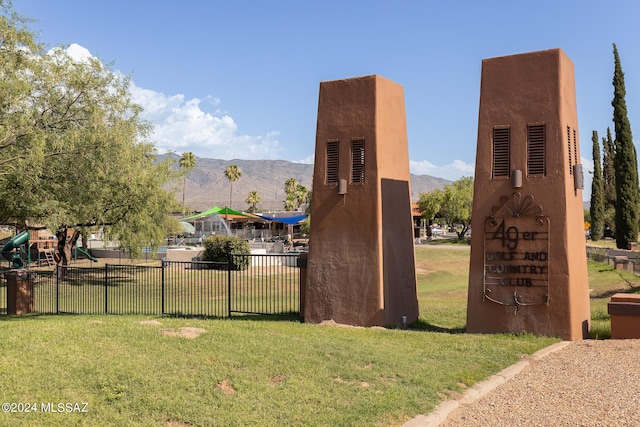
[0,3,178,266]
[418,177,473,240]
[224,164,242,209]
[0,2,44,183]
[590,131,605,241]
[417,189,443,225]
[440,177,474,240]
[611,43,639,249]
[179,151,196,212]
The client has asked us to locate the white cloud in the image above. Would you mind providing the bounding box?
[130,83,285,159]
[409,159,474,180]
[65,43,93,62]
[293,154,315,164]
[291,156,473,181]
[581,156,594,199]
[49,43,93,63]
[580,156,593,202]
[58,44,284,160]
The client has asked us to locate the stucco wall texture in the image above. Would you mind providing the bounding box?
[305,75,419,328]
[467,49,591,340]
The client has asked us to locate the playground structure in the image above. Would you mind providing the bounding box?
[0,230,98,269]
[1,231,30,269]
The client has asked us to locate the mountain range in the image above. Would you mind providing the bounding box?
[163,154,453,213]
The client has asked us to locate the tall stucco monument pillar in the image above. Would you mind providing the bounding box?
[467,49,590,340]
[305,75,419,328]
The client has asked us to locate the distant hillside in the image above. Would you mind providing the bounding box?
[161,154,452,212]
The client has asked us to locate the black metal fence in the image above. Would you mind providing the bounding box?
[0,254,301,318]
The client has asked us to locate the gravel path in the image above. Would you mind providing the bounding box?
[406,339,640,427]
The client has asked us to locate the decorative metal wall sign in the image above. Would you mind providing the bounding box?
[483,192,550,312]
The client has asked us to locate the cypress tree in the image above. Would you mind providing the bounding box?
[590,131,605,241]
[602,127,616,208]
[612,43,639,249]
[602,128,616,235]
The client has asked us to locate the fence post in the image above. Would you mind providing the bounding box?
[104,264,108,314]
[161,260,165,315]
[298,253,307,319]
[227,252,232,318]
[55,265,59,314]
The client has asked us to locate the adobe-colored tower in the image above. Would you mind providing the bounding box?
[305,75,419,327]
[467,49,590,340]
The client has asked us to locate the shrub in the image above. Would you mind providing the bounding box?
[201,235,251,270]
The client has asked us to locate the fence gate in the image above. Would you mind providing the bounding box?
[227,253,301,316]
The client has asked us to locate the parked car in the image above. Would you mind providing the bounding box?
[604,227,614,238]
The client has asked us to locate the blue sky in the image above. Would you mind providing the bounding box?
[15,0,640,189]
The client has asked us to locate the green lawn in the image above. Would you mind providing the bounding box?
[585,238,619,249]
[587,260,640,338]
[415,246,469,332]
[0,245,634,426]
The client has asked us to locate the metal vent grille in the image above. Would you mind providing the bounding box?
[326,141,339,184]
[567,126,573,175]
[351,139,365,183]
[492,127,510,178]
[527,124,546,175]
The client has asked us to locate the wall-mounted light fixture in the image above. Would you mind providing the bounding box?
[573,164,584,190]
[511,169,522,188]
[338,179,347,195]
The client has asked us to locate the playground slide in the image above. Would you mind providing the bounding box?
[1,231,30,267]
[1,231,29,260]
[76,247,98,262]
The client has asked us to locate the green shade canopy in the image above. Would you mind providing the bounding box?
[181,206,251,221]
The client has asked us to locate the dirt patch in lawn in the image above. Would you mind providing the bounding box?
[161,327,206,339]
[139,320,163,326]
[217,379,236,395]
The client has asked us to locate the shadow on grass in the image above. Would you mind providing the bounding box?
[591,283,640,300]
[410,319,466,334]
[587,325,612,340]
[0,310,465,330]
[0,312,82,321]
[421,238,471,246]
[0,312,304,324]
[592,288,639,300]
[162,312,303,323]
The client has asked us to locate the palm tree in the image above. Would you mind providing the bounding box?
[283,194,298,211]
[245,190,261,213]
[179,152,196,213]
[295,184,310,209]
[224,164,242,209]
[284,177,297,195]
